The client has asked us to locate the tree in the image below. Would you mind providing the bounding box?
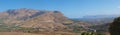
[109,17,120,35]
[81,32,87,35]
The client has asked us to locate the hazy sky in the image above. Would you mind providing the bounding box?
[0,0,120,18]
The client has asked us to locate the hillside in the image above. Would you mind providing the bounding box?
[109,17,120,35]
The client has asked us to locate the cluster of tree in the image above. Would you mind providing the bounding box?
[81,32,97,35]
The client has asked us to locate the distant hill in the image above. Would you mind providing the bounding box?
[89,23,110,32]
[75,15,120,25]
[71,15,120,33]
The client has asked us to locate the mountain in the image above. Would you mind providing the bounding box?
[0,8,70,24]
[77,15,120,25]
[18,10,72,31]
[82,15,120,19]
[0,8,115,35]
[0,8,89,32]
